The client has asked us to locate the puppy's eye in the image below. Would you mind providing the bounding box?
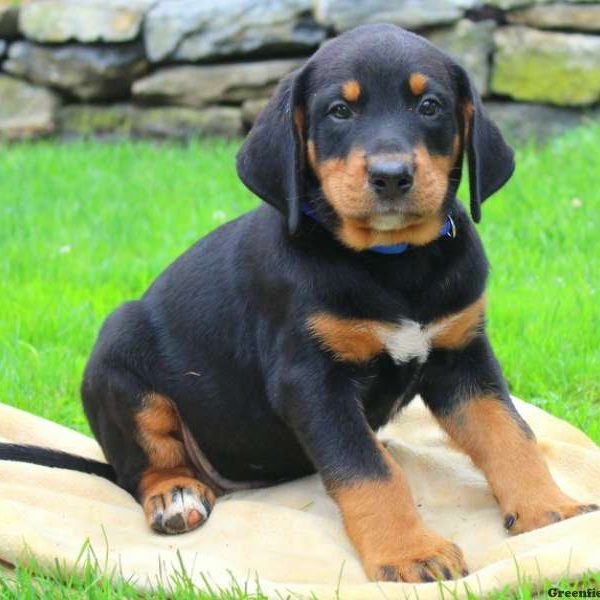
[418,98,442,117]
[328,102,352,120]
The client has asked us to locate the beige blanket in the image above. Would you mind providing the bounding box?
[0,397,599,598]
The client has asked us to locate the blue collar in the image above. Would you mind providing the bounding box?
[300,202,456,255]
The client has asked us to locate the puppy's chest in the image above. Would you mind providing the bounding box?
[375,320,445,363]
[307,297,485,364]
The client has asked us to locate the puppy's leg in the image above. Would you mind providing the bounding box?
[422,334,598,535]
[83,356,215,534]
[276,354,468,582]
[134,393,216,534]
[331,441,468,582]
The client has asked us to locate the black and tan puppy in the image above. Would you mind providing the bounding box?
[2,24,596,583]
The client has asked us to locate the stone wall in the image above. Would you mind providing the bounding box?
[0,0,599,143]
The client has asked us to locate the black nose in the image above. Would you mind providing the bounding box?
[368,160,414,197]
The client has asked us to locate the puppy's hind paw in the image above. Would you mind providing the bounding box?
[143,476,215,535]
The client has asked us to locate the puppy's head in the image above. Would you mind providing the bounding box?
[237,24,514,250]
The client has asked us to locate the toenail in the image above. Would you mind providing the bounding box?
[504,514,516,529]
[419,568,435,583]
[378,565,398,581]
[201,496,213,517]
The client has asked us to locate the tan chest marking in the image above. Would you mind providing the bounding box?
[307,296,485,364]
[307,314,386,363]
[431,295,486,349]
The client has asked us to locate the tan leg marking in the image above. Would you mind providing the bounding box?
[307,314,387,362]
[330,444,468,582]
[432,295,486,350]
[135,394,215,534]
[136,393,186,469]
[409,73,428,96]
[342,80,361,102]
[437,397,598,534]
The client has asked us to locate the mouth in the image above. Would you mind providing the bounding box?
[366,209,426,232]
[335,206,445,251]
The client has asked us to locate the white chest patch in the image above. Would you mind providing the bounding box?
[375,319,449,364]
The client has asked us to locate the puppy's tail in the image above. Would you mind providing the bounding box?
[0,443,117,483]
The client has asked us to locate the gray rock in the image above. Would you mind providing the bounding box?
[313,0,467,32]
[58,104,243,138]
[59,103,136,137]
[485,101,600,146]
[19,0,155,43]
[482,0,546,9]
[242,98,269,126]
[507,4,600,32]
[487,0,595,8]
[132,106,243,138]
[4,41,148,101]
[133,59,302,108]
[0,2,18,39]
[0,75,61,140]
[144,0,325,63]
[491,27,600,106]
[427,19,495,96]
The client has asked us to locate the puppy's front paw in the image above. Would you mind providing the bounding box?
[503,494,598,535]
[143,478,215,534]
[366,528,468,583]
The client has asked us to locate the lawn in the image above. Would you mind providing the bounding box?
[0,121,599,597]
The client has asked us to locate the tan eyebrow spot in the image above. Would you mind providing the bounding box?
[341,80,361,102]
[409,73,428,96]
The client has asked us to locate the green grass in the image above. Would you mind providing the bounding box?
[0,122,599,597]
[0,139,257,433]
[483,125,599,440]
[2,559,597,600]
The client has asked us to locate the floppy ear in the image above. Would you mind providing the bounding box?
[236,67,308,234]
[454,65,515,223]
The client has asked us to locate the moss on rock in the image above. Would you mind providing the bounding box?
[492,26,600,106]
